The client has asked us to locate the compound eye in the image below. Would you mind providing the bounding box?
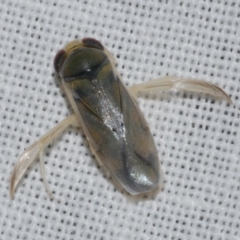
[82,38,104,50]
[54,49,66,74]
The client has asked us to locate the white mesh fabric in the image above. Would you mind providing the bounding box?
[0,0,239,239]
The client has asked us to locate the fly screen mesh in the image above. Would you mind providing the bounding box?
[0,0,239,239]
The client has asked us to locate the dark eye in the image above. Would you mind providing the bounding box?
[54,49,66,74]
[82,38,104,50]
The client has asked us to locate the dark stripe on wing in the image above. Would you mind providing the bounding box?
[73,95,103,122]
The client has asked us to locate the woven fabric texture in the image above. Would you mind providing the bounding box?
[0,0,239,239]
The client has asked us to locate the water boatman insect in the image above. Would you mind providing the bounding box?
[10,38,232,198]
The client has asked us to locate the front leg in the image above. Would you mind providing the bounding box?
[128,76,232,103]
[10,114,80,199]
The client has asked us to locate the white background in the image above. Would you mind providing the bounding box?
[0,0,239,239]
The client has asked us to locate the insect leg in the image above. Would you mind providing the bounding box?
[10,114,80,198]
[128,76,232,103]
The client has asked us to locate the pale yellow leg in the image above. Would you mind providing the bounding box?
[128,76,232,103]
[10,114,80,199]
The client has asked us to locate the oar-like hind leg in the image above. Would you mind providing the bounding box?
[10,114,80,199]
[128,76,232,103]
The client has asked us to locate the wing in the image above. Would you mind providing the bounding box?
[58,43,160,195]
[62,60,160,195]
